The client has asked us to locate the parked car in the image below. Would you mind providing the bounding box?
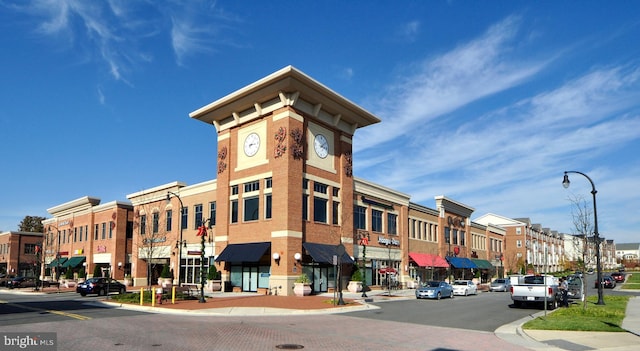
[586,268,595,275]
[595,276,616,289]
[6,276,37,289]
[6,276,59,289]
[610,272,625,282]
[415,281,453,300]
[489,278,512,292]
[76,277,127,296]
[574,271,583,278]
[0,274,17,287]
[452,280,477,296]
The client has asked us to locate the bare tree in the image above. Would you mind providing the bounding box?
[568,194,594,309]
[133,202,171,290]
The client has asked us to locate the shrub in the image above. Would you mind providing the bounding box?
[351,268,363,281]
[160,265,172,279]
[207,265,220,280]
[93,265,102,278]
[295,273,311,284]
[65,269,74,279]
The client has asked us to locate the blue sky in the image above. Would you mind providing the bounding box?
[1,1,638,244]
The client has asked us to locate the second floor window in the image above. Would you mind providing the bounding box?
[387,213,397,235]
[354,206,366,230]
[195,204,203,228]
[209,202,216,226]
[244,197,259,221]
[313,197,327,223]
[181,208,188,230]
[140,215,146,235]
[152,213,159,234]
[372,209,383,232]
[166,210,172,231]
[230,200,238,223]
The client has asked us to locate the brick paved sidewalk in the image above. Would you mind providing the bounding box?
[119,294,357,310]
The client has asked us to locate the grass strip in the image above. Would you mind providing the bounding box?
[522,295,630,332]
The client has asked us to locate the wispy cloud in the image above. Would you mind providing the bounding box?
[397,20,420,42]
[9,0,239,80]
[356,15,548,151]
[354,15,640,238]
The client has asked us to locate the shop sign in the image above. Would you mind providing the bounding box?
[74,249,83,255]
[377,236,400,246]
[187,250,202,255]
[97,245,107,253]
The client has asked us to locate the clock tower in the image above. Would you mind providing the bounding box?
[190,66,380,295]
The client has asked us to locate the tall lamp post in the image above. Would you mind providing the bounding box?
[196,218,213,303]
[166,191,184,286]
[563,170,605,305]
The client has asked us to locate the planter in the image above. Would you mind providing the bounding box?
[347,280,363,293]
[124,278,133,287]
[293,283,312,296]
[207,280,222,292]
[160,278,172,289]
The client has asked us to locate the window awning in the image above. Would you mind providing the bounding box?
[471,258,494,269]
[47,257,68,268]
[62,256,85,268]
[214,242,270,263]
[302,242,354,265]
[409,252,449,268]
[446,257,478,269]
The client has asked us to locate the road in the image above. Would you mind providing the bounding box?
[343,290,538,331]
[1,276,637,351]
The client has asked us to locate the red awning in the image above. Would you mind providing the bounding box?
[409,252,449,268]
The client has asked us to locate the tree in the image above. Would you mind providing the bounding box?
[18,216,46,232]
[568,194,594,309]
[133,201,171,290]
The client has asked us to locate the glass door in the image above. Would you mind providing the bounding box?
[242,266,258,292]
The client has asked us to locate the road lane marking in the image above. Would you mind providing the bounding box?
[0,301,92,320]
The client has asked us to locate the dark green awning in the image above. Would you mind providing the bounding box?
[471,259,494,269]
[47,257,68,268]
[62,256,86,268]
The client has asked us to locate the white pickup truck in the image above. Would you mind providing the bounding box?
[509,274,561,309]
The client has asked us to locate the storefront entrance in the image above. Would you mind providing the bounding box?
[229,264,270,292]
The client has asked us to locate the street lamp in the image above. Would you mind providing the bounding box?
[563,170,605,305]
[359,234,369,298]
[196,218,213,303]
[166,191,184,286]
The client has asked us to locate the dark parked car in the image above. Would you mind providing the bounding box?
[6,276,58,289]
[610,272,625,282]
[7,276,37,289]
[76,277,127,296]
[0,274,17,287]
[489,278,512,292]
[595,276,616,289]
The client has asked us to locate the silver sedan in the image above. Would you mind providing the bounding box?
[416,281,454,300]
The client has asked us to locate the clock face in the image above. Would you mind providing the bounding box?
[243,133,260,157]
[314,134,329,158]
